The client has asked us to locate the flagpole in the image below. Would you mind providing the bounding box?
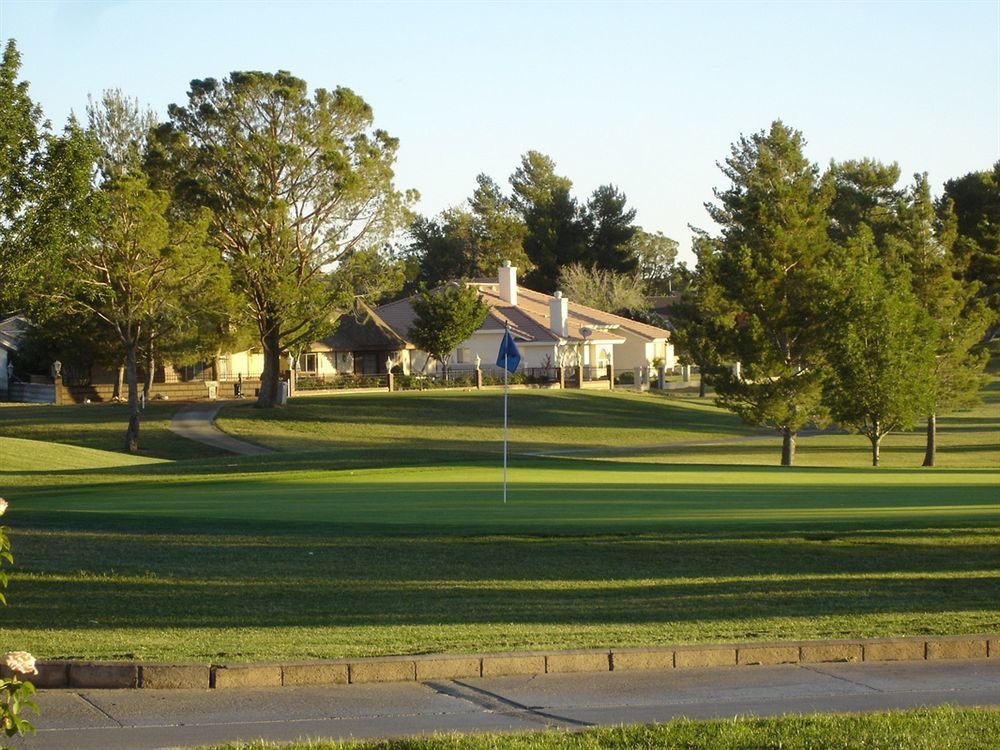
[503,328,509,505]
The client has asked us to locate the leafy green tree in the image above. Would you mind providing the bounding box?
[821,229,935,466]
[701,121,834,465]
[670,234,733,398]
[582,184,638,273]
[407,208,479,286]
[0,40,92,319]
[629,228,680,294]
[153,71,409,407]
[557,263,646,313]
[57,173,216,451]
[510,151,586,293]
[407,175,531,290]
[407,284,488,374]
[467,174,530,274]
[38,91,227,452]
[942,163,1000,337]
[331,245,406,307]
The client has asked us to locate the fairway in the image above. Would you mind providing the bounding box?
[1,388,997,662]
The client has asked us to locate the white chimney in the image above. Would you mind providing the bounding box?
[549,290,568,337]
[498,261,517,305]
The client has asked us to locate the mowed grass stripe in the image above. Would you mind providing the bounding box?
[10,460,998,534]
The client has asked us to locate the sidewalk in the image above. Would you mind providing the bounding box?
[167,402,274,456]
[13,659,1000,750]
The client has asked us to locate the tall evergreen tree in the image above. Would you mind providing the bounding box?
[510,151,585,293]
[581,184,638,273]
[942,163,1000,337]
[827,158,903,250]
[891,174,990,466]
[700,121,833,465]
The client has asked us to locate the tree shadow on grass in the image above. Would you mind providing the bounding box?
[8,525,1000,630]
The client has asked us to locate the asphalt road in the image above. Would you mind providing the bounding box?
[10,659,1000,750]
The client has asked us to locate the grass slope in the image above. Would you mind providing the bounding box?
[0,388,996,662]
[0,401,228,460]
[0,437,164,472]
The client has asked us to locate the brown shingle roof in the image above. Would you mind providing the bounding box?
[320,300,413,352]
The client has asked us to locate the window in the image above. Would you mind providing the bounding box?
[180,362,205,382]
[298,353,318,373]
[457,348,471,364]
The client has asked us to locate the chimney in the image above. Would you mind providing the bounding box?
[549,290,568,337]
[498,261,517,305]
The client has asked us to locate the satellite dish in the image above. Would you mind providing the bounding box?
[580,327,593,337]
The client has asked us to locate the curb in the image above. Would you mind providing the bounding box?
[14,634,997,690]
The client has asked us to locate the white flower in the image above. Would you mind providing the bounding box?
[0,498,7,516]
[3,651,37,676]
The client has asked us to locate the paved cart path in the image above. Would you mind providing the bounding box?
[13,659,1000,750]
[167,402,274,456]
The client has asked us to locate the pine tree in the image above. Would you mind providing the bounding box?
[700,121,833,465]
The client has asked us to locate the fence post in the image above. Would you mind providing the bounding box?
[557,366,564,389]
[607,364,614,391]
[387,372,395,392]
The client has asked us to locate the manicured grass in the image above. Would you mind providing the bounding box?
[0,437,164,472]
[0,401,228,460]
[207,707,1000,750]
[214,389,763,458]
[2,457,997,661]
[0,388,996,662]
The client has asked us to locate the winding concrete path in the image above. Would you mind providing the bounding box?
[167,401,275,456]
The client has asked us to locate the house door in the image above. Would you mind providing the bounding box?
[353,352,379,375]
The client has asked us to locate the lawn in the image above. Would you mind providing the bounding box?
[206,707,1000,750]
[0,387,997,662]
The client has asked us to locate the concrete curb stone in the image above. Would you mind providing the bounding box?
[610,648,674,671]
[281,662,350,686]
[213,664,281,689]
[69,663,137,689]
[23,634,999,690]
[414,655,481,681]
[349,657,415,684]
[545,650,612,674]
[139,664,210,690]
[482,653,545,677]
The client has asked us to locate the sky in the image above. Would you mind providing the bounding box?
[1,0,997,263]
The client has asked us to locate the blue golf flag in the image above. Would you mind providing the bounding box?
[496,329,521,373]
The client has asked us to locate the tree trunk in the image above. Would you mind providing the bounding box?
[780,427,796,466]
[125,342,140,453]
[922,413,936,467]
[113,365,125,401]
[698,374,706,398]
[255,321,281,408]
[871,435,881,467]
[143,345,154,400]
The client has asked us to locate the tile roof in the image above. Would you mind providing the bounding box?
[373,278,671,346]
[320,300,413,352]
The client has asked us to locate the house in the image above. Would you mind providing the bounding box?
[218,300,414,382]
[0,315,26,399]
[372,262,674,377]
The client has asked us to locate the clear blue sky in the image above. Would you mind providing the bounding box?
[2,0,997,262]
